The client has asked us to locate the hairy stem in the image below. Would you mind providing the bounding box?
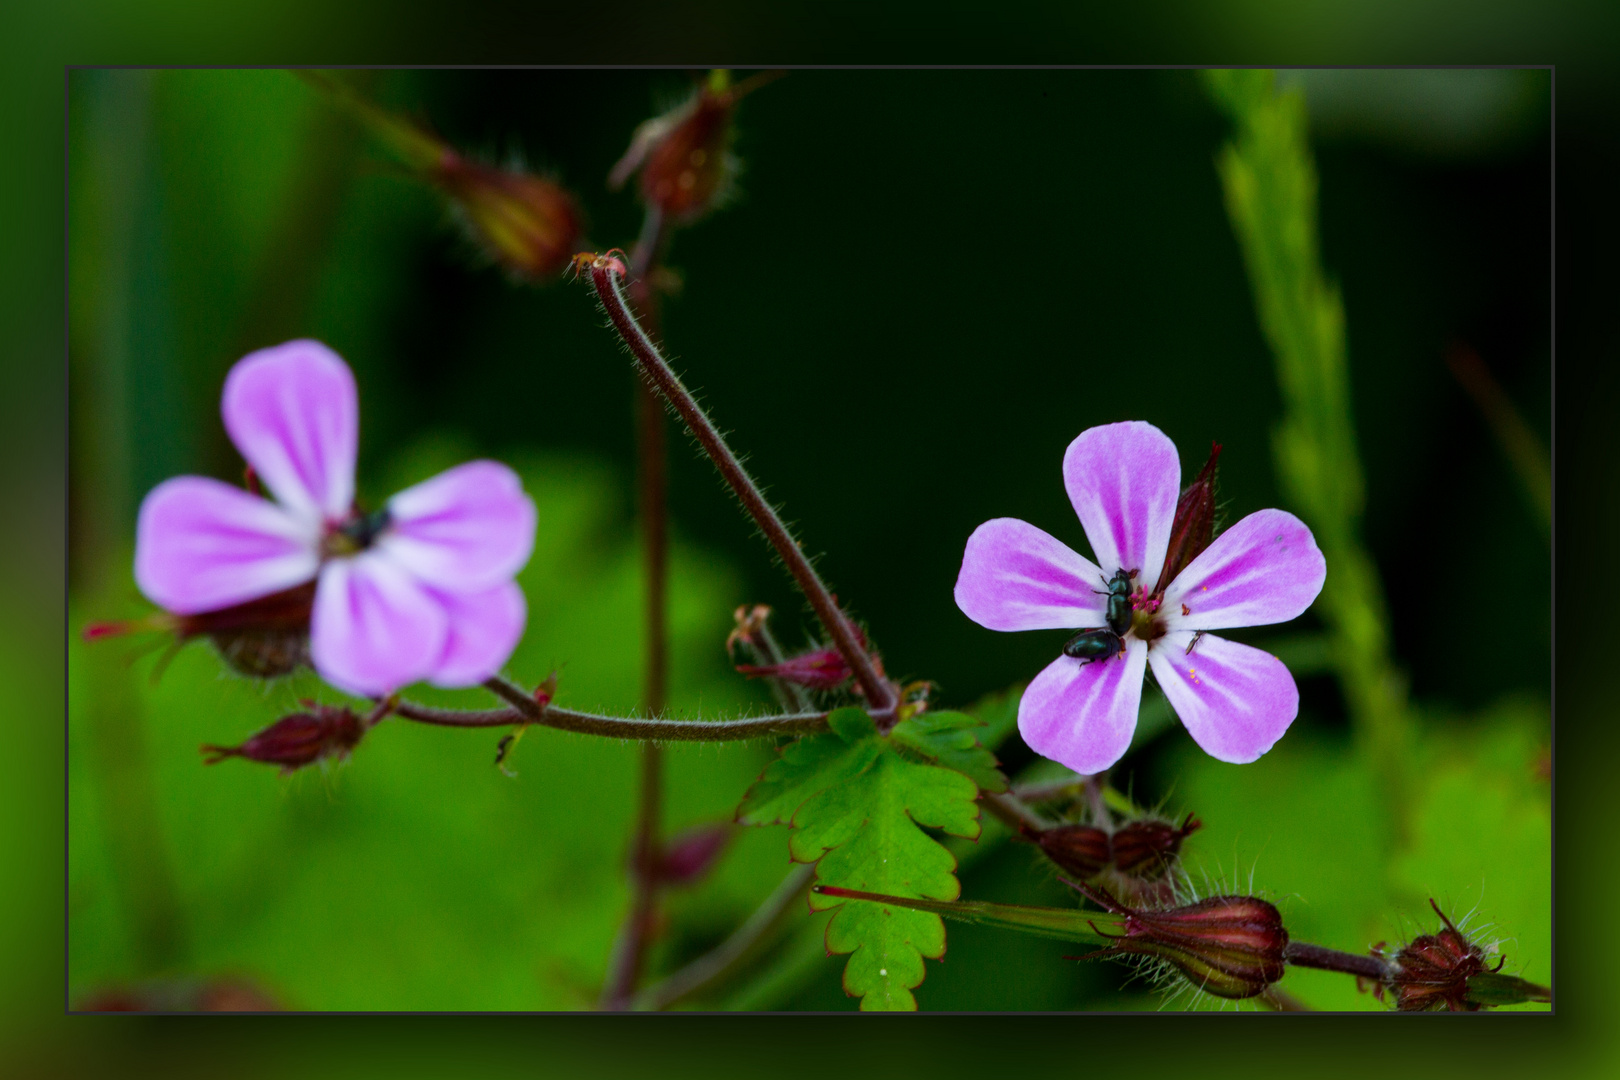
[392,695,846,741]
[586,261,897,721]
[1282,940,1390,982]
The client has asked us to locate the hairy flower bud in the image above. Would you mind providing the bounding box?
[736,647,851,690]
[1068,880,1288,1000]
[434,151,583,280]
[1375,899,1517,1012]
[1030,812,1201,904]
[1155,441,1222,593]
[201,703,363,773]
[1110,812,1202,881]
[610,70,777,225]
[299,72,581,280]
[1032,824,1111,879]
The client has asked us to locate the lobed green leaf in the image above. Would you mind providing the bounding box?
[736,707,993,1010]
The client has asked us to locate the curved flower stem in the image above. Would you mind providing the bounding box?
[585,261,899,723]
[391,695,845,742]
[633,864,816,1011]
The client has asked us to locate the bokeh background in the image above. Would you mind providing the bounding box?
[62,68,1550,1016]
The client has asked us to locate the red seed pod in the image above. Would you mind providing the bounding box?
[434,151,584,281]
[1068,880,1289,1000]
[1110,812,1202,882]
[201,704,364,774]
[1033,824,1112,880]
[1380,899,1502,1012]
[1155,442,1222,593]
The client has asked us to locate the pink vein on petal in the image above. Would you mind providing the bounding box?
[1017,639,1147,775]
[1161,509,1326,632]
[1062,421,1180,582]
[954,518,1108,632]
[1148,631,1298,764]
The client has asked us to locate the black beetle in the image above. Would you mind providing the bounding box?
[1063,628,1125,665]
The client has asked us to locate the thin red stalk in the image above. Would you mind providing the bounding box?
[587,262,897,720]
[603,213,674,1011]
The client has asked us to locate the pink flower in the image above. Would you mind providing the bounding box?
[954,421,1326,774]
[134,340,536,696]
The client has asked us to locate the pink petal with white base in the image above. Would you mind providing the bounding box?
[954,518,1108,632]
[134,476,321,614]
[1161,509,1326,631]
[429,582,528,687]
[310,551,448,696]
[1017,640,1148,775]
[378,461,537,593]
[222,340,358,526]
[1062,421,1179,580]
[1148,631,1298,764]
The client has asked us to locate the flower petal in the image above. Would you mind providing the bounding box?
[221,340,358,526]
[310,552,448,696]
[1148,632,1298,764]
[134,476,321,614]
[1161,509,1326,631]
[377,461,537,593]
[954,518,1108,632]
[1062,421,1180,582]
[1017,639,1147,775]
[428,582,528,687]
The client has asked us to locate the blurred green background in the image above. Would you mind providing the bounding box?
[63,68,1551,1015]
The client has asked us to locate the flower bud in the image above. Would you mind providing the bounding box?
[1110,812,1202,881]
[299,72,581,280]
[610,70,773,225]
[201,703,363,773]
[1068,880,1288,1000]
[1032,824,1111,879]
[434,151,583,280]
[735,647,851,690]
[1030,812,1200,904]
[1377,899,1506,1012]
[1155,441,1222,593]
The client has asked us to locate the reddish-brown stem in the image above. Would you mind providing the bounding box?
[601,212,675,1011]
[1282,941,1391,982]
[587,262,897,721]
[392,694,846,741]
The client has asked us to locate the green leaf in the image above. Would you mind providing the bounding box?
[736,708,984,1010]
[889,710,1008,794]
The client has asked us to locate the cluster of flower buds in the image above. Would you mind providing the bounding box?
[1154,441,1221,593]
[200,702,364,774]
[1027,811,1201,905]
[300,71,582,281]
[609,70,776,226]
[1370,899,1549,1012]
[1067,879,1289,1000]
